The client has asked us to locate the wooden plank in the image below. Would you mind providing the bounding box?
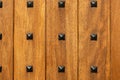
[14,0,45,80]
[0,0,13,80]
[111,0,120,80]
[46,0,78,80]
[78,0,109,80]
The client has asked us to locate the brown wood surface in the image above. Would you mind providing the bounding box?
[0,0,13,80]
[78,0,110,80]
[14,0,45,80]
[46,0,78,80]
[111,0,120,80]
[0,0,113,80]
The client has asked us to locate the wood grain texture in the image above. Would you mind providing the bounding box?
[78,0,109,80]
[0,0,13,80]
[14,0,45,80]
[111,0,120,80]
[46,0,78,80]
[106,1,111,80]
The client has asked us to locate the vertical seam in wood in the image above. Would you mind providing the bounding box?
[13,0,15,79]
[77,0,79,80]
[45,0,47,80]
[109,0,111,80]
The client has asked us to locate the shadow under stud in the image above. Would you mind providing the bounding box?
[0,33,2,40]
[0,66,2,72]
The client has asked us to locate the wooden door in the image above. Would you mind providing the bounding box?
[46,0,78,80]
[4,0,120,80]
[78,0,110,80]
[14,0,45,80]
[111,0,120,80]
[0,0,13,80]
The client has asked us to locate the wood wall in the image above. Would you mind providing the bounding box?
[0,0,120,80]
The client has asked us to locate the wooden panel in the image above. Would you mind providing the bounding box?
[14,0,45,80]
[78,0,109,80]
[111,0,120,80]
[0,0,13,80]
[46,0,78,80]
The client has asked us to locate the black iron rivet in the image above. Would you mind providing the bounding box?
[58,34,65,40]
[26,33,33,40]
[91,66,97,73]
[27,1,33,8]
[26,66,33,72]
[91,1,97,7]
[0,66,2,72]
[90,34,97,41]
[58,66,65,72]
[0,1,2,8]
[0,33,2,40]
[58,1,65,8]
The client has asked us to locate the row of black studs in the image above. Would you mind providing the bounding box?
[0,65,97,73]
[26,65,97,73]
[27,0,97,8]
[26,33,97,41]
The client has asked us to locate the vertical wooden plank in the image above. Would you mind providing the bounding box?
[78,0,109,80]
[14,0,45,80]
[111,0,120,80]
[106,1,111,80]
[46,0,78,80]
[0,0,13,80]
